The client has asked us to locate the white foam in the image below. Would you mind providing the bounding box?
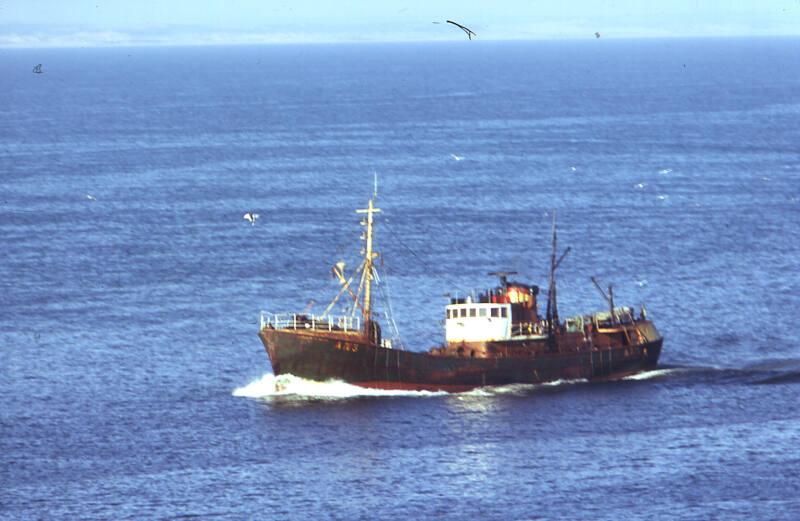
[541,378,588,387]
[232,373,447,400]
[459,378,588,397]
[234,374,592,401]
[623,368,682,381]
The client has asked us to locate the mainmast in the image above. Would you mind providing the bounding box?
[356,196,380,331]
[545,212,558,345]
[545,211,570,349]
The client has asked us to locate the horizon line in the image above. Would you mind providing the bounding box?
[2,32,800,50]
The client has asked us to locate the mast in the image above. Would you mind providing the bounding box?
[609,285,616,323]
[591,277,616,324]
[356,196,380,331]
[545,211,570,350]
[545,212,558,343]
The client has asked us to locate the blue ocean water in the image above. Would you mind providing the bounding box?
[1,38,800,520]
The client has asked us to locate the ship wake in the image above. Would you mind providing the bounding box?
[232,372,667,402]
[232,373,448,400]
[622,368,685,381]
[459,378,589,396]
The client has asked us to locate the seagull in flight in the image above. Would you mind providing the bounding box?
[450,154,464,161]
[243,212,260,225]
[433,20,476,40]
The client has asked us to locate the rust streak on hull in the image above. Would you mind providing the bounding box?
[259,327,663,392]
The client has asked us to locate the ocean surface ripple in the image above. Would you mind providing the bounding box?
[2,39,800,520]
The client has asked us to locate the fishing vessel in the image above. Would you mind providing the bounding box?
[258,194,663,392]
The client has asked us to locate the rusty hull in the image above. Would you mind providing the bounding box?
[259,321,663,392]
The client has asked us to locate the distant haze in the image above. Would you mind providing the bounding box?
[1,0,799,47]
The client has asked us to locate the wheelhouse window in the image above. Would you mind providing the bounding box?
[479,308,487,317]
[501,307,508,318]
[469,308,477,317]
[460,308,467,318]
[491,307,499,317]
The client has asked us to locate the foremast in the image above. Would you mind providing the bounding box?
[356,196,381,336]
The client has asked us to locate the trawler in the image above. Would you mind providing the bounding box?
[258,194,663,392]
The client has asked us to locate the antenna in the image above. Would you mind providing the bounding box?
[373,172,378,199]
[488,271,517,288]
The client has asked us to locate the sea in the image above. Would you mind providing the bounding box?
[1,38,799,520]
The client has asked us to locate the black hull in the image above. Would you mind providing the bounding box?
[259,328,663,392]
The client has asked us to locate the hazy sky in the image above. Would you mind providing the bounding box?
[1,0,799,47]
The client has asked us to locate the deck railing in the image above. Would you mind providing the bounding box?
[512,321,549,337]
[260,312,361,333]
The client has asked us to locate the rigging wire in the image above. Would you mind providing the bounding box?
[380,219,463,290]
[372,263,405,350]
[323,259,365,317]
[349,266,367,320]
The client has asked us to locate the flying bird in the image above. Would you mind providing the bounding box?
[450,154,464,161]
[594,32,601,39]
[32,64,43,74]
[445,20,476,40]
[243,212,259,225]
